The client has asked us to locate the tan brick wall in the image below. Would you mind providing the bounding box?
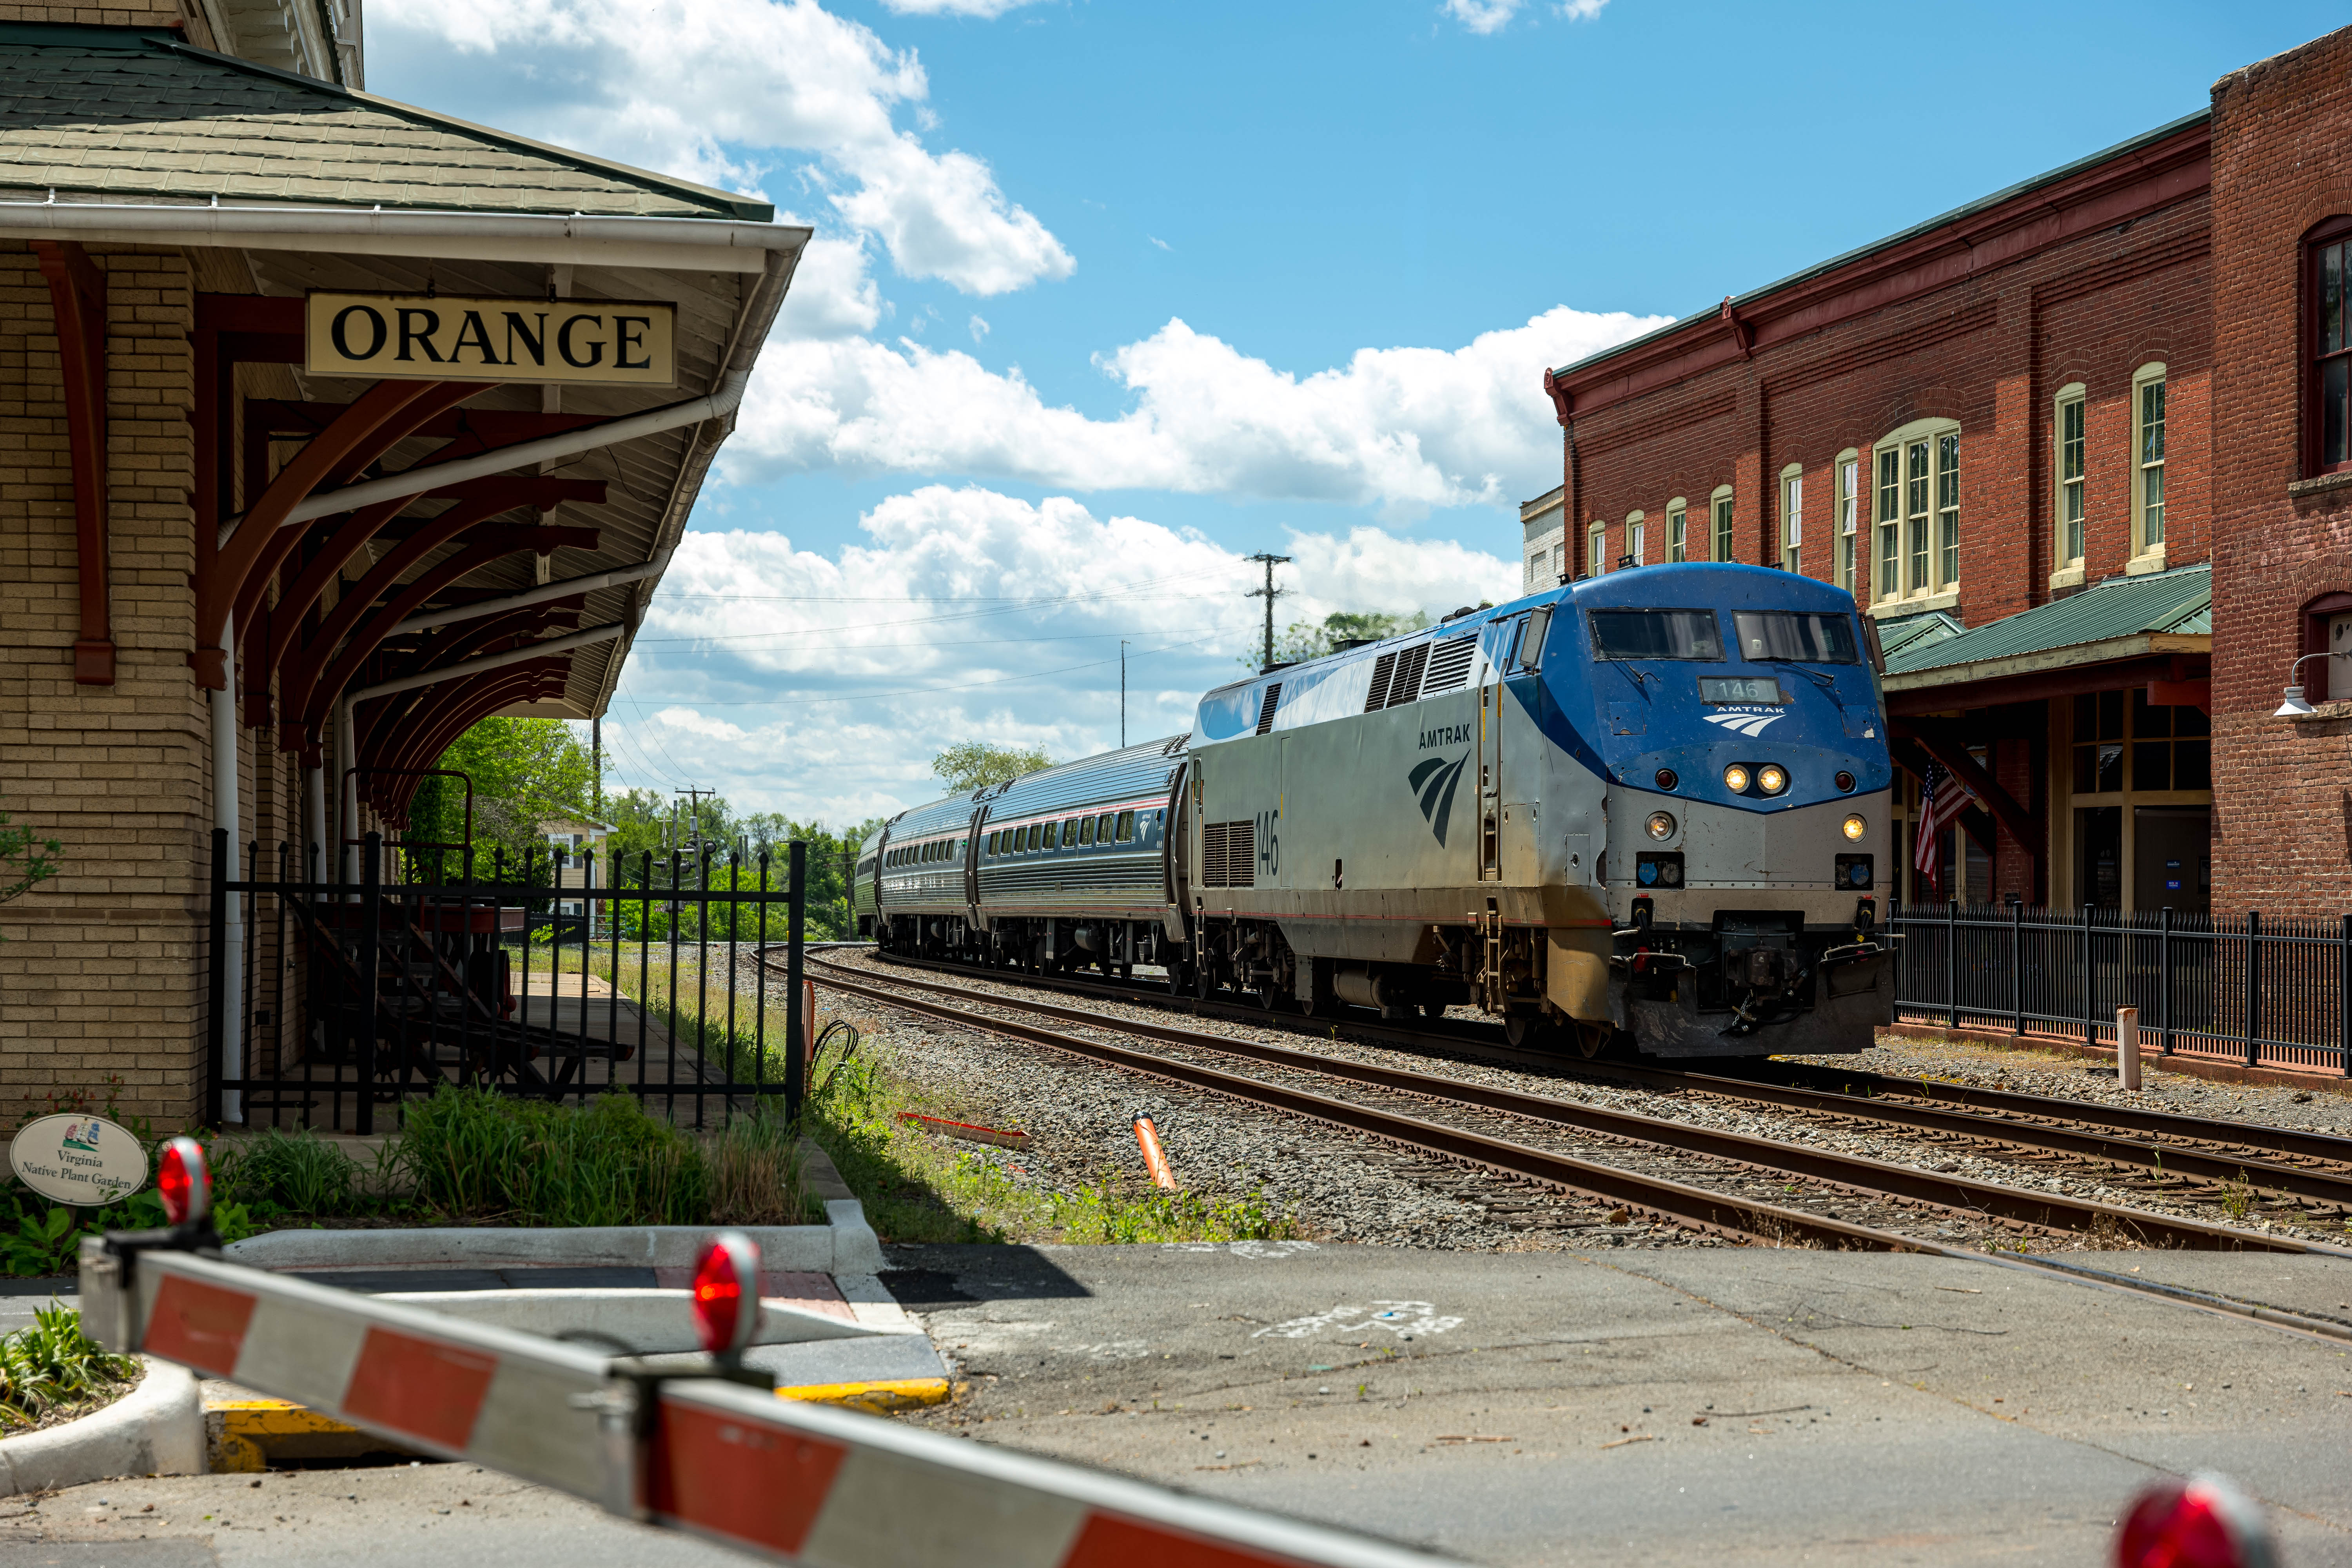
[0,240,216,1131]
[0,3,193,26]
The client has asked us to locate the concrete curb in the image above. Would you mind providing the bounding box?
[0,1358,201,1495]
[371,1288,901,1353]
[221,1139,881,1273]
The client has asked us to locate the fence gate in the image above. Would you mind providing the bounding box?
[1887,900,2352,1075]
[209,829,816,1132]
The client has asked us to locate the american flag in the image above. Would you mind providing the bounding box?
[1912,762,1974,894]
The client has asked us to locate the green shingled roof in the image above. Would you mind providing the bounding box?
[0,24,771,222]
[1881,563,2210,682]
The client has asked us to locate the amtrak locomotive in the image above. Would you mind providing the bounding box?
[855,562,1893,1058]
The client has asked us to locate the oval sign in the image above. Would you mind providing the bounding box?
[9,1114,149,1206]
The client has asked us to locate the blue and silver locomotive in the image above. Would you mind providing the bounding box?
[857,562,1893,1058]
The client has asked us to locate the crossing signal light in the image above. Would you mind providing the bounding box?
[2115,1474,2274,1568]
[156,1137,211,1226]
[691,1231,761,1357]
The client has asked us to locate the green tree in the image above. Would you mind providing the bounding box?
[0,808,60,943]
[1243,608,1432,669]
[931,741,1054,793]
[407,718,597,880]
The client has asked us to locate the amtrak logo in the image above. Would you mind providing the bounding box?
[1704,709,1784,739]
[1406,753,1468,846]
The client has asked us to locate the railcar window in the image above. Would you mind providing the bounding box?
[1061,819,1079,848]
[1515,606,1552,672]
[1027,824,1043,851]
[1116,810,1136,841]
[1587,608,1724,661]
[1731,611,1861,664]
[1097,812,1115,841]
[1079,817,1095,845]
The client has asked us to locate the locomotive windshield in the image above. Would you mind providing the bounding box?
[1587,608,1724,661]
[1731,610,1861,664]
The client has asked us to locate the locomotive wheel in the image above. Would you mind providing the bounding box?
[1503,1013,1546,1049]
[1575,1022,1611,1059]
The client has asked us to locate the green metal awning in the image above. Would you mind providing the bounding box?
[1880,564,2210,697]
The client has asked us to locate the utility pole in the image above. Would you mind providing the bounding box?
[675,787,715,869]
[1245,552,1292,671]
[1120,639,1128,747]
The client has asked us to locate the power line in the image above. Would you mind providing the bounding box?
[619,631,1231,710]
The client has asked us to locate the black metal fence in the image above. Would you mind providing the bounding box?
[1887,900,2352,1074]
[207,828,811,1133]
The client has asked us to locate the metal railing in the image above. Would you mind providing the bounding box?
[208,828,812,1132]
[1887,900,2352,1074]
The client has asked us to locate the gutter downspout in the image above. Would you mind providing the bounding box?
[249,370,751,539]
[388,555,669,636]
[305,762,327,882]
[348,622,628,704]
[212,611,243,1124]
[336,695,358,889]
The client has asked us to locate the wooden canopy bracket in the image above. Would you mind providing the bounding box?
[34,241,112,685]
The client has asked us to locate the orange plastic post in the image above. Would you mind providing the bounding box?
[1132,1115,1176,1190]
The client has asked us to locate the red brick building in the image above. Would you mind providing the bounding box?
[1540,24,2352,918]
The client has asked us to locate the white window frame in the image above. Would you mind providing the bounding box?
[1666,497,1688,563]
[1834,451,1859,594]
[1779,463,1804,573]
[1709,485,1735,563]
[1869,418,1962,608]
[1624,510,1645,568]
[1587,521,1606,577]
[2131,361,2167,569]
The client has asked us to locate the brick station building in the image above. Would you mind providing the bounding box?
[0,4,804,1125]
[1539,23,2352,922]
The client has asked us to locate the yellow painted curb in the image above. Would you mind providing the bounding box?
[205,1397,412,1472]
[775,1377,953,1414]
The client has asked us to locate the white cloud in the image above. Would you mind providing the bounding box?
[968,314,990,343]
[729,305,1664,512]
[608,487,1519,820]
[1443,0,1523,33]
[1149,236,1172,251]
[376,0,1071,295]
[773,230,882,341]
[1558,0,1608,17]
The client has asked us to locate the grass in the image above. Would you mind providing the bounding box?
[799,1021,1299,1247]
[0,1304,138,1430]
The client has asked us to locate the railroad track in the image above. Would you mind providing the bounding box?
[797,946,2352,1228]
[766,947,2352,1346]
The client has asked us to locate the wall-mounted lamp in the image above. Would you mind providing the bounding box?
[2275,651,2336,718]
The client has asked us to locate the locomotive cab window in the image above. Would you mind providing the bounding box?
[1730,611,1860,663]
[1116,809,1137,841]
[1587,608,1725,661]
[1515,606,1552,673]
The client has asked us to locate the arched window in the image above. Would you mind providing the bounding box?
[1778,462,1804,574]
[1624,510,1645,567]
[1871,418,1962,603]
[1665,497,1689,563]
[2303,590,2352,703]
[1709,484,1735,563]
[2309,217,2352,475]
[2131,361,2166,563]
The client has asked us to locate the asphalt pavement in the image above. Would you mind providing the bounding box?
[887,1241,2352,1567]
[10,1242,2352,1566]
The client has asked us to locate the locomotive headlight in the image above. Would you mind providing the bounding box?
[1758,765,1788,795]
[1722,764,1750,793]
[1842,813,1868,841]
[1644,811,1676,841]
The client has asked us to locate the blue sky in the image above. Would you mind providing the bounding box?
[370,0,2341,825]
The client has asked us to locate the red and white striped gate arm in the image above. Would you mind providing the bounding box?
[80,1241,1465,1568]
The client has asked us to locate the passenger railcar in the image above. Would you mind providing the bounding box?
[860,561,1893,1058]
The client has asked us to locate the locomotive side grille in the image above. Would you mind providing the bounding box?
[1197,819,1256,887]
[1363,652,1398,712]
[1419,636,1477,695]
[1385,641,1432,708]
[1254,683,1283,735]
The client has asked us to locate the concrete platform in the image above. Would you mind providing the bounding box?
[886,1241,2352,1567]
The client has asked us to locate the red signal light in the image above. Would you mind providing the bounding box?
[2116,1474,2275,1568]
[156,1137,211,1226]
[691,1231,761,1357]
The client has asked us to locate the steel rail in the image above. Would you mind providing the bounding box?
[795,954,2336,1256]
[833,947,2352,1212]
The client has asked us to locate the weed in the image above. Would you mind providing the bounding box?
[215,1129,359,1215]
[2219,1172,2254,1223]
[0,1304,136,1429]
[396,1086,710,1227]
